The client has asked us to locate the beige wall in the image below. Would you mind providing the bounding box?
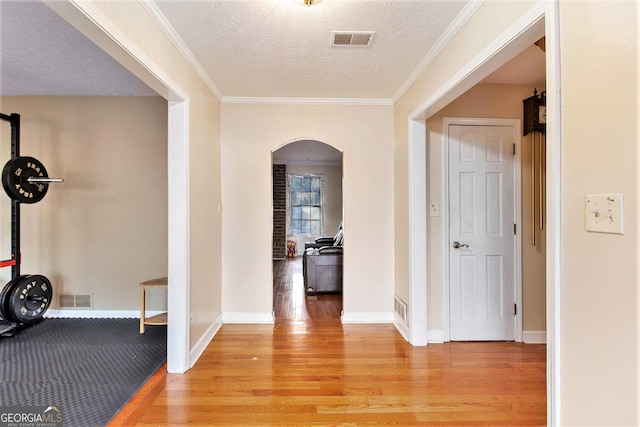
[395,0,639,424]
[559,1,638,424]
[425,83,546,333]
[0,96,168,311]
[394,0,540,307]
[221,103,393,318]
[8,0,638,422]
[77,1,222,349]
[0,120,11,267]
[283,163,343,255]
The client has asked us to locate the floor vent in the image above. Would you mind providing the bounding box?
[331,31,374,47]
[59,294,93,309]
[394,295,407,324]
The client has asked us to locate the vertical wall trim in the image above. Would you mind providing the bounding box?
[408,120,428,346]
[42,0,193,374]
[545,1,562,424]
[167,100,191,373]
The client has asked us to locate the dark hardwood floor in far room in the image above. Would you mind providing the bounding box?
[273,256,342,322]
[110,256,546,426]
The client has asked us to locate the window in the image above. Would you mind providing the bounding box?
[288,174,323,236]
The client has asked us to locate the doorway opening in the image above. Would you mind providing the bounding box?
[271,139,343,322]
[431,42,547,343]
[408,5,559,422]
[443,119,523,342]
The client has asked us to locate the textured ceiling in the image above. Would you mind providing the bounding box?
[0,1,156,97]
[152,0,470,100]
[0,0,545,101]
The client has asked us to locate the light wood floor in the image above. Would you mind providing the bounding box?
[273,257,342,321]
[111,258,546,426]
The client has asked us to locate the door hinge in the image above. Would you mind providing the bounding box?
[514,223,517,235]
[514,303,517,316]
[513,143,516,156]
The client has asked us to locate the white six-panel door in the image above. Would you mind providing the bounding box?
[448,123,516,341]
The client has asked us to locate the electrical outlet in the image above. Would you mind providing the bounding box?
[585,194,623,234]
[430,202,440,217]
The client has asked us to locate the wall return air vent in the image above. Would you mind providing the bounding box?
[59,294,93,309]
[331,31,374,47]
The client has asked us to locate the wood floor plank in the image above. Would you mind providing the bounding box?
[111,258,546,426]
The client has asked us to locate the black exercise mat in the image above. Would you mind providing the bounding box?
[0,318,166,426]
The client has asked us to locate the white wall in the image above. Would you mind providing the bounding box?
[222,103,393,321]
[0,96,168,311]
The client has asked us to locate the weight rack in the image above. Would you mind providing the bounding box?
[0,114,20,335]
[1,113,58,336]
[0,113,22,279]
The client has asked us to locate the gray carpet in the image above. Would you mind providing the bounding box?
[0,318,167,427]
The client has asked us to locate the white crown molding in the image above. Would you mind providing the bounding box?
[409,0,546,121]
[139,0,224,101]
[391,0,484,104]
[222,96,393,106]
[55,0,189,102]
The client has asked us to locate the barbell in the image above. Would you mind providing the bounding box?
[1,156,63,203]
[0,274,52,324]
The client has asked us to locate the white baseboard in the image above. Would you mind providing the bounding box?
[190,313,223,368]
[428,329,445,343]
[393,316,410,342]
[390,324,445,345]
[45,309,162,318]
[341,312,393,323]
[523,330,547,344]
[223,312,275,324]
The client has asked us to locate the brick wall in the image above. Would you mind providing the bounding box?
[272,164,287,259]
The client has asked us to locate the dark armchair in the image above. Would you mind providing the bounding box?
[304,221,343,250]
[304,246,343,294]
[303,222,344,295]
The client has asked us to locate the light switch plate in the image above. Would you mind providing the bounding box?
[585,194,624,234]
[430,202,439,217]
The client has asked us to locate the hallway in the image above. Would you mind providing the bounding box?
[111,257,546,426]
[273,257,342,322]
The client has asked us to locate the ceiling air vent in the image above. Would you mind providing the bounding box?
[331,31,374,47]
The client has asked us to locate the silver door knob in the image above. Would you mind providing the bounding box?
[452,241,469,249]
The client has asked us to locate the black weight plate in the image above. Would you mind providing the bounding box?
[0,276,25,322]
[9,274,53,324]
[2,156,49,203]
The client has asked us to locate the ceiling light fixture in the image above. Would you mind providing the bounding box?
[294,0,322,6]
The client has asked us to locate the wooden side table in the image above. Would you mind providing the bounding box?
[139,276,168,333]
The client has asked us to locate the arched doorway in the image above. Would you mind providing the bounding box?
[272,139,343,321]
